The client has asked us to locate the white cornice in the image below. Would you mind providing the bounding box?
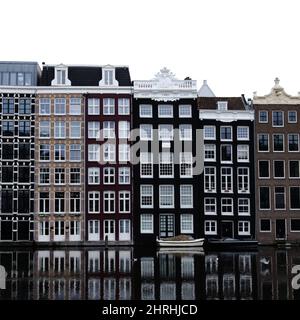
[199,109,254,122]
[134,67,197,101]
[253,78,300,104]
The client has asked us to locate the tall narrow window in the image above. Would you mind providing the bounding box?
[140,153,153,178]
[221,167,233,192]
[238,167,249,193]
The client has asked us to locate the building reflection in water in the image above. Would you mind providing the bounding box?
[0,247,300,300]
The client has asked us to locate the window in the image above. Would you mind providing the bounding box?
[259,160,270,178]
[275,187,285,209]
[259,111,268,123]
[54,98,66,115]
[88,144,100,161]
[291,220,300,232]
[290,187,300,209]
[204,144,216,161]
[19,121,30,136]
[2,72,9,85]
[69,98,81,115]
[40,144,50,161]
[103,121,115,139]
[39,168,50,184]
[55,192,65,213]
[88,98,100,115]
[204,167,216,192]
[288,111,297,123]
[274,160,285,178]
[180,152,193,177]
[88,192,100,213]
[88,168,100,184]
[19,98,31,114]
[40,121,50,138]
[141,214,153,233]
[288,134,299,151]
[103,98,115,115]
[104,191,115,213]
[179,104,192,118]
[56,69,66,85]
[181,215,193,233]
[180,185,193,208]
[179,124,192,140]
[260,219,271,232]
[104,69,113,85]
[55,168,65,185]
[204,126,216,140]
[119,167,130,184]
[237,127,249,140]
[204,198,216,215]
[289,160,300,178]
[258,134,269,151]
[54,144,66,161]
[2,121,14,136]
[119,191,130,213]
[220,126,232,141]
[140,185,153,208]
[159,153,173,177]
[70,168,80,184]
[103,144,116,162]
[118,121,130,139]
[221,198,233,215]
[140,124,153,140]
[39,98,50,115]
[221,145,232,163]
[119,144,130,162]
[205,221,217,235]
[159,185,174,208]
[19,166,30,183]
[103,167,115,184]
[70,144,81,161]
[238,167,249,193]
[221,167,232,192]
[54,121,66,138]
[158,125,173,140]
[238,221,250,235]
[70,121,81,138]
[272,111,284,126]
[19,143,30,160]
[259,187,270,209]
[2,144,13,159]
[25,73,31,86]
[2,98,14,114]
[70,221,80,237]
[140,153,153,177]
[2,166,13,183]
[237,145,249,162]
[139,104,152,117]
[70,192,80,213]
[117,98,130,115]
[217,101,228,111]
[273,134,284,151]
[88,122,100,139]
[39,192,50,214]
[238,199,250,215]
[158,104,173,117]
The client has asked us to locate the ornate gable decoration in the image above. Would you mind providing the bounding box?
[134,67,197,101]
[253,78,300,104]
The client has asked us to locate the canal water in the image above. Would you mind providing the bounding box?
[0,246,299,300]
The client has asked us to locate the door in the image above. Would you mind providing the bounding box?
[104,220,115,241]
[276,219,286,239]
[54,221,65,241]
[69,221,81,241]
[38,221,50,242]
[119,219,131,241]
[221,221,234,238]
[88,220,100,241]
[160,214,175,238]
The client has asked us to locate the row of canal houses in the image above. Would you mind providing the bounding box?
[0,61,299,246]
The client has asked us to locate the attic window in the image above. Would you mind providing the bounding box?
[99,66,119,86]
[104,69,113,85]
[217,101,228,111]
[51,65,71,86]
[57,69,66,85]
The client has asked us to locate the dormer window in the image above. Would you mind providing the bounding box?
[51,64,71,86]
[99,65,119,86]
[217,101,228,111]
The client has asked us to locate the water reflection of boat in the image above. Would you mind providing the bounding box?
[156,236,205,247]
[207,238,258,250]
[157,247,204,255]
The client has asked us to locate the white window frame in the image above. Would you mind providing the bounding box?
[180,185,193,208]
[180,214,194,234]
[70,121,81,139]
[119,191,130,213]
[103,167,115,184]
[118,121,130,139]
[238,221,251,235]
[204,198,216,215]
[159,185,174,208]
[258,134,269,152]
[119,167,130,184]
[39,121,51,138]
[69,97,81,115]
[54,98,66,115]
[140,152,153,178]
[288,133,299,152]
[39,98,51,115]
[54,144,66,162]
[179,104,192,118]
[88,98,100,115]
[140,124,153,141]
[221,144,232,163]
[221,198,233,215]
[88,122,100,139]
[220,126,232,141]
[204,144,216,162]
[158,124,173,141]
[119,144,130,162]
[141,214,153,234]
[180,152,193,177]
[237,126,249,141]
[273,160,285,179]
[159,152,174,178]
[70,192,81,214]
[103,121,115,139]
[158,104,173,118]
[139,104,152,118]
[217,101,228,111]
[205,220,217,235]
[54,121,66,139]
[237,145,249,163]
[54,192,65,213]
[103,98,115,115]
[54,168,65,185]
[118,98,130,115]
[88,167,100,185]
[274,186,286,210]
[273,133,285,152]
[238,167,250,193]
[103,191,115,213]
[103,144,116,162]
[70,144,81,162]
[39,168,50,185]
[88,144,100,162]
[204,167,216,193]
[289,160,300,179]
[259,110,268,123]
[88,191,100,213]
[179,124,192,141]
[272,110,284,127]
[140,185,153,208]
[288,110,297,123]
[70,168,81,185]
[221,167,233,193]
[258,160,270,179]
[203,126,216,140]
[238,198,250,216]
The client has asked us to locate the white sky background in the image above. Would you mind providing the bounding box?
[1,0,300,98]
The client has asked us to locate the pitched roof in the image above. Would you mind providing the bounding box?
[198,96,247,110]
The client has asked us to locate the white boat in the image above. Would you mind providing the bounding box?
[156,237,204,247]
